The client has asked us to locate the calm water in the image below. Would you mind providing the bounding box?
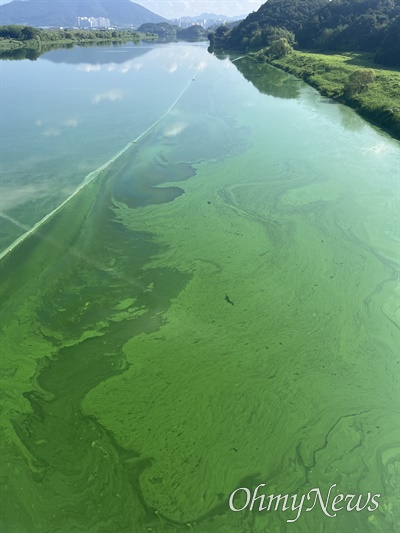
[0,42,399,533]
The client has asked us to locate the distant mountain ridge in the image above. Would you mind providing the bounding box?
[181,13,245,22]
[0,0,167,27]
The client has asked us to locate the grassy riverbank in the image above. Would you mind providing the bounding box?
[266,50,400,139]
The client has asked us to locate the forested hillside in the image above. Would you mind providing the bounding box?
[212,0,328,51]
[298,0,400,65]
[211,0,400,67]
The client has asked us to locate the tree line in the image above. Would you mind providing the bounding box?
[0,25,145,44]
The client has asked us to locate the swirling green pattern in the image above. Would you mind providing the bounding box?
[0,48,399,532]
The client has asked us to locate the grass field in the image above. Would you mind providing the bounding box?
[0,38,24,50]
[269,50,400,139]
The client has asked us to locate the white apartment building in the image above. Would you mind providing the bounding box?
[77,17,111,28]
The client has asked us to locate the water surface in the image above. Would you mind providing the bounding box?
[0,42,399,533]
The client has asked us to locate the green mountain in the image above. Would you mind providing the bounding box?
[138,22,179,40]
[138,22,208,42]
[214,0,329,51]
[211,0,400,66]
[0,0,167,27]
[176,24,208,41]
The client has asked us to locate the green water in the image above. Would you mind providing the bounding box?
[0,43,399,533]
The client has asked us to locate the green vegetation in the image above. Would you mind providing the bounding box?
[138,22,208,42]
[0,21,209,48]
[298,0,400,66]
[375,15,400,66]
[138,22,179,41]
[210,0,400,67]
[268,50,400,138]
[344,68,376,95]
[266,37,293,59]
[0,25,156,59]
[209,0,327,52]
[177,24,208,41]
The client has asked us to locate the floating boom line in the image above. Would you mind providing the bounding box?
[0,67,203,261]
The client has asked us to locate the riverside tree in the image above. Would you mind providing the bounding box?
[344,69,376,96]
[268,37,292,58]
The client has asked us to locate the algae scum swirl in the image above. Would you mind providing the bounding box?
[0,44,399,532]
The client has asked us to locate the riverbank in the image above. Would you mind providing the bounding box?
[265,50,400,140]
[0,27,156,59]
[0,37,141,52]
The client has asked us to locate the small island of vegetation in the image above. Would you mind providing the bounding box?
[209,0,400,139]
[138,22,208,42]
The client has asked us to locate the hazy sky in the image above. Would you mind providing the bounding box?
[0,0,265,19]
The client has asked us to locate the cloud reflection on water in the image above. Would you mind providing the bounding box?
[91,89,123,104]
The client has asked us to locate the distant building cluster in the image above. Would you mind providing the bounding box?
[77,17,111,28]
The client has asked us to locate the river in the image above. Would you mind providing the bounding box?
[0,41,399,533]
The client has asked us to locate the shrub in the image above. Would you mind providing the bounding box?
[267,38,292,59]
[344,68,376,95]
